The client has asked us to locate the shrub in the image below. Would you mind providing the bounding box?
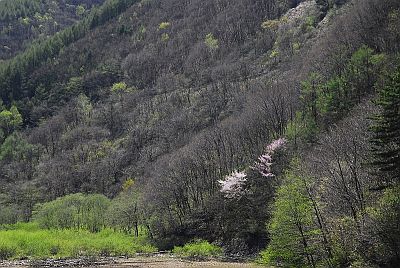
[204,33,219,50]
[158,22,170,30]
[173,239,222,259]
[304,16,316,31]
[261,19,279,30]
[33,193,111,232]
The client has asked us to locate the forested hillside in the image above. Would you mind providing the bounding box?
[0,0,399,267]
[0,0,106,60]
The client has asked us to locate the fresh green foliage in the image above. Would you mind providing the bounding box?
[0,133,34,162]
[122,178,135,191]
[0,222,156,260]
[158,22,171,30]
[33,194,111,233]
[106,186,143,236]
[76,94,93,122]
[304,16,316,31]
[76,5,86,17]
[261,19,279,30]
[317,76,348,118]
[65,77,84,96]
[292,42,301,52]
[111,81,128,93]
[204,33,219,50]
[300,46,385,126]
[173,240,222,258]
[285,111,319,144]
[0,105,22,137]
[269,49,279,59]
[327,216,360,266]
[259,160,329,267]
[161,33,170,42]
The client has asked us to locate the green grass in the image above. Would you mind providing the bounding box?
[172,239,223,259]
[0,222,156,260]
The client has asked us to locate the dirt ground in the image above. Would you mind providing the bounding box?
[1,256,260,268]
[95,258,259,267]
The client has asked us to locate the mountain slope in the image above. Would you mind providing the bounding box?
[0,0,106,60]
[0,0,399,264]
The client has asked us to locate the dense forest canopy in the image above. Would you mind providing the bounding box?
[0,0,400,266]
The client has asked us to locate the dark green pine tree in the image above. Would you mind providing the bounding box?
[371,67,400,187]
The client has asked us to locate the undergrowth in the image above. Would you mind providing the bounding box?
[172,239,223,259]
[0,222,156,260]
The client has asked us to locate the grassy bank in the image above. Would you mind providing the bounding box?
[0,222,156,260]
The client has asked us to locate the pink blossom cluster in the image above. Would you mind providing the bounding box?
[252,138,286,178]
[218,170,247,198]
